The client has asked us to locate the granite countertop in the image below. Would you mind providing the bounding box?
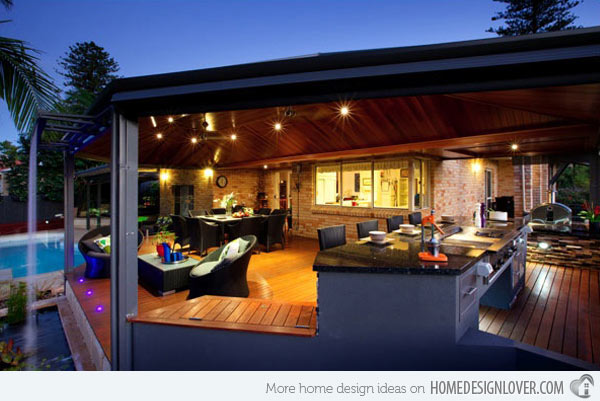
[313,216,528,275]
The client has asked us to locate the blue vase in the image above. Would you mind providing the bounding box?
[162,243,171,262]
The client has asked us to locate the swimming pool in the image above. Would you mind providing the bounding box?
[0,233,84,278]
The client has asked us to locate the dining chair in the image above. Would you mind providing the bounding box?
[257,208,271,216]
[356,220,379,239]
[408,212,422,226]
[317,225,346,251]
[169,214,191,251]
[386,215,404,233]
[259,214,286,252]
[211,208,226,215]
[198,218,221,256]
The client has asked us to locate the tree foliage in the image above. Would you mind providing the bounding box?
[488,0,582,36]
[57,41,119,113]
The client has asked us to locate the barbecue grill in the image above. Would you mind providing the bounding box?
[529,202,572,233]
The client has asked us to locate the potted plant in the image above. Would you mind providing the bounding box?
[154,216,173,256]
[578,201,600,236]
[215,192,237,215]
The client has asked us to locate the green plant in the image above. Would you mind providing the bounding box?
[156,216,172,232]
[0,339,26,371]
[6,282,27,325]
[578,201,600,223]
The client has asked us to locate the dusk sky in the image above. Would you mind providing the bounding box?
[0,0,598,143]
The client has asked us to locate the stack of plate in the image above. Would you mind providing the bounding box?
[398,224,416,234]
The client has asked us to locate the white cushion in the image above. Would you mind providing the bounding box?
[190,261,219,277]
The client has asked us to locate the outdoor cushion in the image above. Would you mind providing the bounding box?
[94,235,111,254]
[190,261,220,278]
[237,238,250,254]
[82,238,103,254]
[218,239,240,262]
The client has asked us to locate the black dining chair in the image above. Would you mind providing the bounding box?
[211,208,226,215]
[356,220,379,239]
[317,225,346,251]
[259,213,286,252]
[170,214,191,251]
[408,212,422,226]
[257,208,271,216]
[270,209,287,215]
[227,215,265,242]
[386,215,404,233]
[197,218,221,256]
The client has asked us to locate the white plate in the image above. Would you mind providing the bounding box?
[367,237,393,245]
[394,229,420,236]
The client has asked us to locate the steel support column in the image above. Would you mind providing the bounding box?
[86,181,91,230]
[110,110,138,371]
[63,150,75,274]
[591,152,600,206]
[96,182,102,228]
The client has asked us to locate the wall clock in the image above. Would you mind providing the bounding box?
[216,175,228,188]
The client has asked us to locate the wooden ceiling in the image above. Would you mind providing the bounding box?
[78,83,600,168]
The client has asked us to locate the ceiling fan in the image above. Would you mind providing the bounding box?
[190,116,228,142]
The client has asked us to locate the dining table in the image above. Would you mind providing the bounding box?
[195,214,268,243]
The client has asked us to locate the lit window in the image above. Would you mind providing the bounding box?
[413,160,430,209]
[315,165,339,205]
[374,160,409,209]
[341,162,372,207]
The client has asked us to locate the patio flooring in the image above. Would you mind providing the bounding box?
[65,235,599,366]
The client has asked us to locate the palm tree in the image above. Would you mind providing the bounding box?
[0,0,57,132]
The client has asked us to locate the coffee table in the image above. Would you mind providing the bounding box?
[138,253,199,296]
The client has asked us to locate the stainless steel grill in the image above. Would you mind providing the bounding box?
[529,202,572,233]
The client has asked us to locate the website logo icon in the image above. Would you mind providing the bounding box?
[570,374,594,398]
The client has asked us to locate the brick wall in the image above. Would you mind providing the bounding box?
[213,168,262,209]
[430,159,499,218]
[497,159,514,198]
[158,168,212,216]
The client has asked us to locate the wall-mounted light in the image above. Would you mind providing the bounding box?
[160,171,169,182]
[156,133,163,139]
[204,168,214,179]
[150,116,157,127]
[471,160,481,173]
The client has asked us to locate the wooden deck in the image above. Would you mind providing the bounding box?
[132,295,317,337]
[66,235,599,366]
[480,262,600,365]
[65,236,319,360]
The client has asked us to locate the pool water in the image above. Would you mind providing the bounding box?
[0,306,75,371]
[0,234,84,278]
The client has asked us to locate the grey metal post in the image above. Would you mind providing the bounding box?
[63,150,75,274]
[86,181,91,230]
[96,182,102,228]
[591,151,600,207]
[110,110,139,371]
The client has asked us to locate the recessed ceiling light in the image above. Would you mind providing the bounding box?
[168,117,174,123]
[150,116,157,127]
[156,133,163,139]
[274,122,282,131]
[538,241,550,250]
[511,143,519,151]
[263,165,268,169]
[340,106,350,116]
[231,134,237,140]
[191,137,197,144]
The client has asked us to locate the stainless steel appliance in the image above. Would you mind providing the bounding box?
[529,202,572,233]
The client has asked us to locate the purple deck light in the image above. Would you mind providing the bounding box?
[78,277,84,283]
[85,289,93,296]
[95,305,104,313]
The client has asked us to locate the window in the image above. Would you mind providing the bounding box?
[485,169,493,209]
[315,165,339,205]
[341,162,371,207]
[172,185,194,215]
[315,158,430,210]
[374,160,409,208]
[413,160,429,209]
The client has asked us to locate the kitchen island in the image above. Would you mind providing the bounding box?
[310,217,578,369]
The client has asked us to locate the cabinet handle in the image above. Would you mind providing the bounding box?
[464,287,477,296]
